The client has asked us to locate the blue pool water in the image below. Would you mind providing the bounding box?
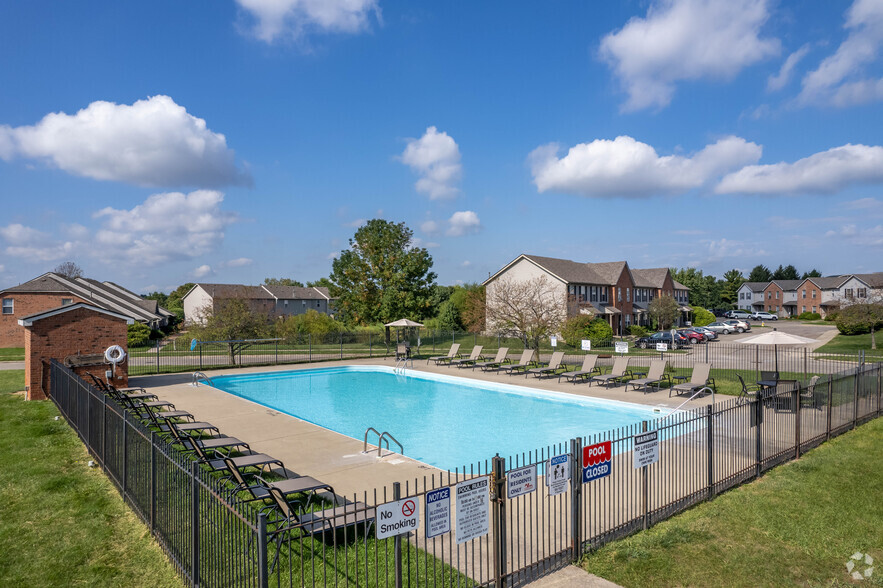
[210,366,669,470]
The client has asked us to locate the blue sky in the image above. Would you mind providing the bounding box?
[1,0,882,293]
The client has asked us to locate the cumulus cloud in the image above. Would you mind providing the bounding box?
[825,224,883,246]
[235,0,380,43]
[0,96,250,187]
[767,44,810,91]
[798,0,883,107]
[225,257,253,267]
[529,135,761,198]
[716,144,883,194]
[0,224,74,262]
[400,126,462,200]
[446,211,481,237]
[192,264,213,278]
[599,0,779,111]
[420,220,440,235]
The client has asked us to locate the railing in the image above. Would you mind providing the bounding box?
[364,427,404,457]
[191,371,214,387]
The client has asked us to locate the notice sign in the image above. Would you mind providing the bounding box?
[582,441,612,483]
[656,343,668,352]
[377,497,420,539]
[455,477,490,544]
[633,430,659,469]
[581,339,591,351]
[507,464,537,499]
[615,342,629,354]
[425,487,451,539]
[550,336,558,347]
[546,454,571,496]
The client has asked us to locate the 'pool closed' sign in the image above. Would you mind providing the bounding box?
[582,441,612,483]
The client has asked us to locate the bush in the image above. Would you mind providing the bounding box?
[127,323,151,347]
[691,307,715,327]
[276,310,344,338]
[824,311,839,322]
[798,311,822,321]
[586,317,614,344]
[629,325,649,337]
[561,315,594,348]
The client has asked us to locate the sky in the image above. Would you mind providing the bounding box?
[1,0,883,294]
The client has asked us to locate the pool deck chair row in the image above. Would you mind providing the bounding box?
[628,360,671,394]
[670,363,716,397]
[559,355,601,383]
[591,357,632,388]
[474,347,510,371]
[428,343,461,365]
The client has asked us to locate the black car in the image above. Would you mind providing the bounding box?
[634,331,690,349]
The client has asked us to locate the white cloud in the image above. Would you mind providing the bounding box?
[420,220,440,235]
[599,0,779,111]
[400,126,462,200]
[798,0,883,106]
[345,218,366,228]
[0,96,250,187]
[716,143,883,194]
[461,260,472,268]
[529,135,761,198]
[825,224,883,246]
[225,257,253,267]
[446,211,481,237]
[767,44,810,91]
[235,0,380,43]
[686,238,768,268]
[0,224,74,262]
[192,264,213,278]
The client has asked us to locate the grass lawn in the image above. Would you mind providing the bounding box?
[0,370,182,587]
[581,417,883,587]
[0,347,24,361]
[815,331,883,357]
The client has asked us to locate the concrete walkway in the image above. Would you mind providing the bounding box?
[525,566,622,588]
[0,361,24,370]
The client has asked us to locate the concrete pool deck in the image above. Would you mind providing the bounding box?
[132,357,715,498]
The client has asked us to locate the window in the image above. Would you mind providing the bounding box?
[767,292,772,299]
[1,298,12,315]
[61,298,73,306]
[316,301,321,307]
[626,288,630,302]
[600,287,607,303]
[740,292,744,300]
[775,291,779,299]
[569,285,575,295]
[284,300,288,306]
[812,306,817,313]
[302,301,306,306]
[812,290,816,299]
[844,288,854,299]
[590,286,597,301]
[858,288,867,298]
[802,289,806,299]
[617,287,622,303]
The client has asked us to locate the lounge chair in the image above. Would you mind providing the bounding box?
[189,439,284,475]
[558,355,600,383]
[591,357,631,388]
[628,360,670,394]
[225,458,334,510]
[267,486,374,537]
[87,373,158,401]
[450,345,484,368]
[527,351,566,378]
[474,347,510,371]
[502,349,536,375]
[428,343,461,365]
[138,402,222,437]
[670,363,716,398]
[167,422,250,455]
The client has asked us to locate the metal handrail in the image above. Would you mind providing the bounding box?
[191,372,214,387]
[363,427,404,457]
[363,427,382,452]
[658,386,715,423]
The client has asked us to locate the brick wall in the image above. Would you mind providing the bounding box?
[23,307,129,400]
[0,292,88,347]
[763,283,784,314]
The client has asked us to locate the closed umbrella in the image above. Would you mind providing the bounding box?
[738,328,816,373]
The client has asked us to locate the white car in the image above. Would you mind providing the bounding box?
[750,311,778,321]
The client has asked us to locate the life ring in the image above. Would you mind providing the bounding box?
[105,345,127,364]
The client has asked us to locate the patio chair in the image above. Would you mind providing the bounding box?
[527,351,566,378]
[267,486,374,537]
[669,363,716,398]
[428,343,461,365]
[450,345,484,368]
[224,458,334,510]
[590,357,631,388]
[628,360,670,394]
[558,354,601,383]
[189,439,284,475]
[474,348,510,371]
[87,373,158,401]
[138,402,222,437]
[167,422,250,455]
[502,349,537,375]
[800,375,822,410]
[735,374,761,404]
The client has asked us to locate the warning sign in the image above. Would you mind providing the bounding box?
[377,497,420,539]
[582,440,612,484]
[425,487,451,539]
[615,341,629,354]
[507,464,537,499]
[633,430,659,469]
[455,477,490,544]
[546,454,570,496]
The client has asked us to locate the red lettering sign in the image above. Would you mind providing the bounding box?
[583,441,612,467]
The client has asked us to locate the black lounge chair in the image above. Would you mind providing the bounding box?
[167,422,250,454]
[559,355,601,383]
[225,458,334,510]
[474,347,510,371]
[189,439,284,474]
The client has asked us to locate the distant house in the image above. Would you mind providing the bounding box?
[182,283,335,325]
[736,272,883,317]
[0,272,172,348]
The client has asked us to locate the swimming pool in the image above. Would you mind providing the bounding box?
[210,366,670,471]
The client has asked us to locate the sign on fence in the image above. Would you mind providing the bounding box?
[656,343,668,351]
[376,497,420,539]
[582,440,612,483]
[425,487,451,539]
[615,342,629,354]
[633,430,659,469]
[546,453,571,496]
[550,336,558,347]
[456,476,490,544]
[581,339,591,351]
[507,464,537,499]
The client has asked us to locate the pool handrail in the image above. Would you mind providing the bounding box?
[363,427,404,457]
[658,386,715,424]
[191,372,214,387]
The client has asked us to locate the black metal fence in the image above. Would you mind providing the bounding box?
[49,359,882,587]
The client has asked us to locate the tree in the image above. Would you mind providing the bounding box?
[307,278,334,289]
[276,309,342,339]
[164,282,195,322]
[691,306,715,327]
[561,315,612,347]
[264,277,305,287]
[436,299,462,331]
[460,287,486,333]
[748,265,773,282]
[328,219,437,325]
[802,269,822,278]
[54,261,83,279]
[670,267,722,309]
[648,295,679,330]
[190,298,271,362]
[835,298,883,349]
[720,269,745,306]
[772,264,799,280]
[485,275,566,348]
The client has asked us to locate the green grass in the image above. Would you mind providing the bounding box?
[815,331,883,357]
[0,347,24,361]
[581,417,883,587]
[0,370,182,587]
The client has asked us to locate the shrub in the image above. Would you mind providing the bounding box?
[691,307,715,327]
[629,325,649,337]
[127,323,151,347]
[824,311,839,322]
[561,315,594,348]
[798,311,822,321]
[585,317,613,345]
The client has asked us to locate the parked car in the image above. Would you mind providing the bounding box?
[750,311,778,321]
[723,319,751,333]
[689,326,717,340]
[725,310,751,319]
[634,331,690,349]
[711,309,731,317]
[678,328,705,344]
[705,321,735,334]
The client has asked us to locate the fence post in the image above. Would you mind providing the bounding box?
[492,455,507,588]
[570,438,582,562]
[275,340,278,365]
[826,378,833,440]
[199,345,203,371]
[754,398,763,478]
[878,365,881,417]
[854,366,860,430]
[393,482,403,588]
[122,411,128,499]
[309,334,312,363]
[641,421,649,530]
[150,432,157,533]
[795,382,802,459]
[155,339,160,374]
[803,348,808,382]
[101,391,107,467]
[191,462,200,588]
[369,333,372,358]
[706,404,714,500]
[257,513,269,588]
[340,332,343,360]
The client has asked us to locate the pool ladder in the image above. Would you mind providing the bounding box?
[394,357,412,373]
[191,372,215,387]
[364,427,404,457]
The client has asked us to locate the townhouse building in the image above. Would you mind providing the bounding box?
[182,283,335,325]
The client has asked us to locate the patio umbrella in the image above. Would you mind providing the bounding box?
[384,319,424,346]
[738,328,816,373]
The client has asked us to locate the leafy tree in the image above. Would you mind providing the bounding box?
[264,277,305,287]
[485,275,566,348]
[772,264,799,280]
[748,265,773,282]
[649,295,679,330]
[143,291,169,307]
[461,287,486,333]
[802,269,822,278]
[561,315,612,347]
[720,269,745,306]
[190,298,271,362]
[585,317,613,344]
[691,306,715,327]
[436,299,462,331]
[307,278,334,289]
[430,285,455,310]
[670,268,721,309]
[127,323,151,347]
[164,282,195,322]
[835,299,883,348]
[276,309,342,338]
[53,261,83,279]
[328,219,437,325]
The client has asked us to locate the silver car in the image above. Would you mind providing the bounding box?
[705,321,735,334]
[723,319,751,333]
[690,326,717,340]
